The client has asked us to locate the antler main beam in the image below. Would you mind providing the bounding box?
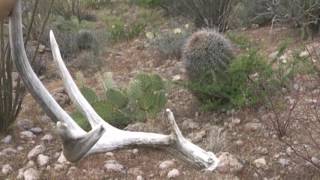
[8,0,219,171]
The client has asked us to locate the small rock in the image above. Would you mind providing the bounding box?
[128,167,143,176]
[2,164,13,175]
[235,140,244,146]
[172,75,182,81]
[54,164,64,171]
[67,166,78,176]
[20,131,36,139]
[23,168,40,180]
[132,149,139,154]
[28,145,46,160]
[167,169,180,179]
[286,147,294,155]
[136,175,144,180]
[17,146,24,151]
[38,44,46,53]
[312,157,320,164]
[30,127,43,134]
[217,152,243,174]
[105,152,114,157]
[188,130,206,143]
[269,51,279,60]
[40,115,50,122]
[181,119,200,130]
[244,123,262,131]
[299,51,309,58]
[1,147,17,156]
[278,158,289,167]
[2,135,13,144]
[26,160,36,168]
[41,134,53,142]
[17,119,34,130]
[159,160,175,170]
[104,160,124,172]
[254,157,267,169]
[37,154,50,167]
[57,153,70,164]
[257,147,269,155]
[231,118,241,125]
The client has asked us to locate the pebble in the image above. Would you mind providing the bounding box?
[28,145,46,160]
[167,169,180,179]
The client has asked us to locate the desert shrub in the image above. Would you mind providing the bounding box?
[76,29,98,51]
[158,0,235,32]
[236,0,320,38]
[183,29,234,83]
[107,20,146,42]
[184,33,303,110]
[149,28,191,59]
[130,0,163,7]
[84,0,111,9]
[72,73,167,130]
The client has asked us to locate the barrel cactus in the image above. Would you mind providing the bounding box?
[182,29,234,83]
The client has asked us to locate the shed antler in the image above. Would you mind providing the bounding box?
[9,0,219,171]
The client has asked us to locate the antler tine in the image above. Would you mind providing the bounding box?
[50,31,114,130]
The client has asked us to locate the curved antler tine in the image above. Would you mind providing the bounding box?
[50,31,114,130]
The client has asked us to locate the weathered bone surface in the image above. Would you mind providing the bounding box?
[9,0,219,171]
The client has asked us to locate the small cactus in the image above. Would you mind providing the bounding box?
[182,29,234,82]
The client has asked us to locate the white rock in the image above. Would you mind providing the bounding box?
[159,160,175,170]
[286,147,294,155]
[37,154,50,167]
[1,147,17,156]
[2,135,13,144]
[57,152,70,164]
[28,145,46,160]
[30,127,43,134]
[235,140,244,146]
[217,152,243,174]
[167,169,180,179]
[312,157,320,164]
[26,160,36,168]
[278,158,289,167]
[104,160,124,172]
[17,146,24,151]
[136,175,144,180]
[231,118,241,125]
[132,149,139,154]
[41,134,53,142]
[23,168,40,180]
[244,123,262,131]
[2,164,13,175]
[16,119,34,130]
[254,157,267,169]
[172,75,182,81]
[20,131,36,139]
[299,51,309,58]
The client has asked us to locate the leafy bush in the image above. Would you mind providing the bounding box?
[186,34,313,111]
[149,29,191,59]
[107,20,146,42]
[183,29,234,83]
[84,0,111,9]
[72,73,167,130]
[76,29,98,51]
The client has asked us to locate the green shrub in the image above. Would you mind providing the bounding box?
[183,29,234,83]
[149,29,191,59]
[76,29,98,51]
[107,20,145,42]
[130,0,163,7]
[72,73,167,130]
